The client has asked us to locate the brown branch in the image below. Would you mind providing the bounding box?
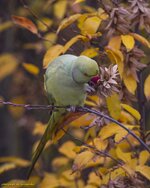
[0,100,149,153]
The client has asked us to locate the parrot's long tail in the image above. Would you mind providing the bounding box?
[26,110,65,179]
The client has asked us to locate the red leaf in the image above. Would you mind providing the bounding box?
[11,15,38,34]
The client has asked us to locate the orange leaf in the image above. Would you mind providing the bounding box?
[11,15,38,34]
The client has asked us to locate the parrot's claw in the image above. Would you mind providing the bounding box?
[84,84,95,93]
[67,105,76,112]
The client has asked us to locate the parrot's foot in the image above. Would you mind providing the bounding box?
[84,84,95,94]
[67,105,77,112]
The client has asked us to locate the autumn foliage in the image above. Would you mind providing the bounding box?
[0,0,150,187]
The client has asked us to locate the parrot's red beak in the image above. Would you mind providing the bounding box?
[90,75,100,84]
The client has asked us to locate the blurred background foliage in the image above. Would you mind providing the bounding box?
[0,0,150,187]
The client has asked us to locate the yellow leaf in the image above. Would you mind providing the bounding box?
[122,163,135,176]
[53,0,67,19]
[73,0,85,4]
[37,17,53,32]
[108,36,121,50]
[86,95,101,107]
[81,48,99,58]
[22,63,39,75]
[106,93,121,120]
[144,75,150,100]
[121,103,141,121]
[0,21,13,32]
[12,15,38,34]
[121,35,135,52]
[114,129,128,143]
[116,147,131,163]
[136,165,150,180]
[33,121,46,135]
[62,35,87,54]
[110,167,126,180]
[93,137,108,151]
[8,96,25,119]
[57,14,81,34]
[73,150,94,171]
[119,111,135,124]
[44,32,57,49]
[70,113,96,127]
[123,73,137,94]
[131,33,150,48]
[52,157,69,168]
[39,173,59,188]
[106,48,124,77]
[0,54,18,81]
[98,8,109,20]
[78,15,101,35]
[99,123,120,140]
[139,150,150,165]
[0,163,16,174]
[59,141,76,159]
[88,172,101,186]
[0,157,30,167]
[43,44,63,68]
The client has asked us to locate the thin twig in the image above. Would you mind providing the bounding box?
[0,100,149,153]
[20,0,50,30]
[61,127,122,165]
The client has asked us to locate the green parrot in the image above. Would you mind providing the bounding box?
[27,54,99,178]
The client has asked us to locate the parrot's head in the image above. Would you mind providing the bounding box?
[72,55,99,84]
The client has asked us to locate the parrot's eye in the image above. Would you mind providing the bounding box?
[83,72,89,77]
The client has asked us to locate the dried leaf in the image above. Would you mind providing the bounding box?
[136,165,150,180]
[0,54,18,81]
[57,14,81,33]
[121,35,135,52]
[106,93,121,120]
[59,141,76,159]
[81,48,99,58]
[11,15,38,34]
[43,44,63,68]
[123,73,137,94]
[144,75,150,100]
[22,63,39,75]
[53,0,67,19]
[131,33,150,48]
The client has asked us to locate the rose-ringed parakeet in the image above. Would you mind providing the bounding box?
[27,54,99,178]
